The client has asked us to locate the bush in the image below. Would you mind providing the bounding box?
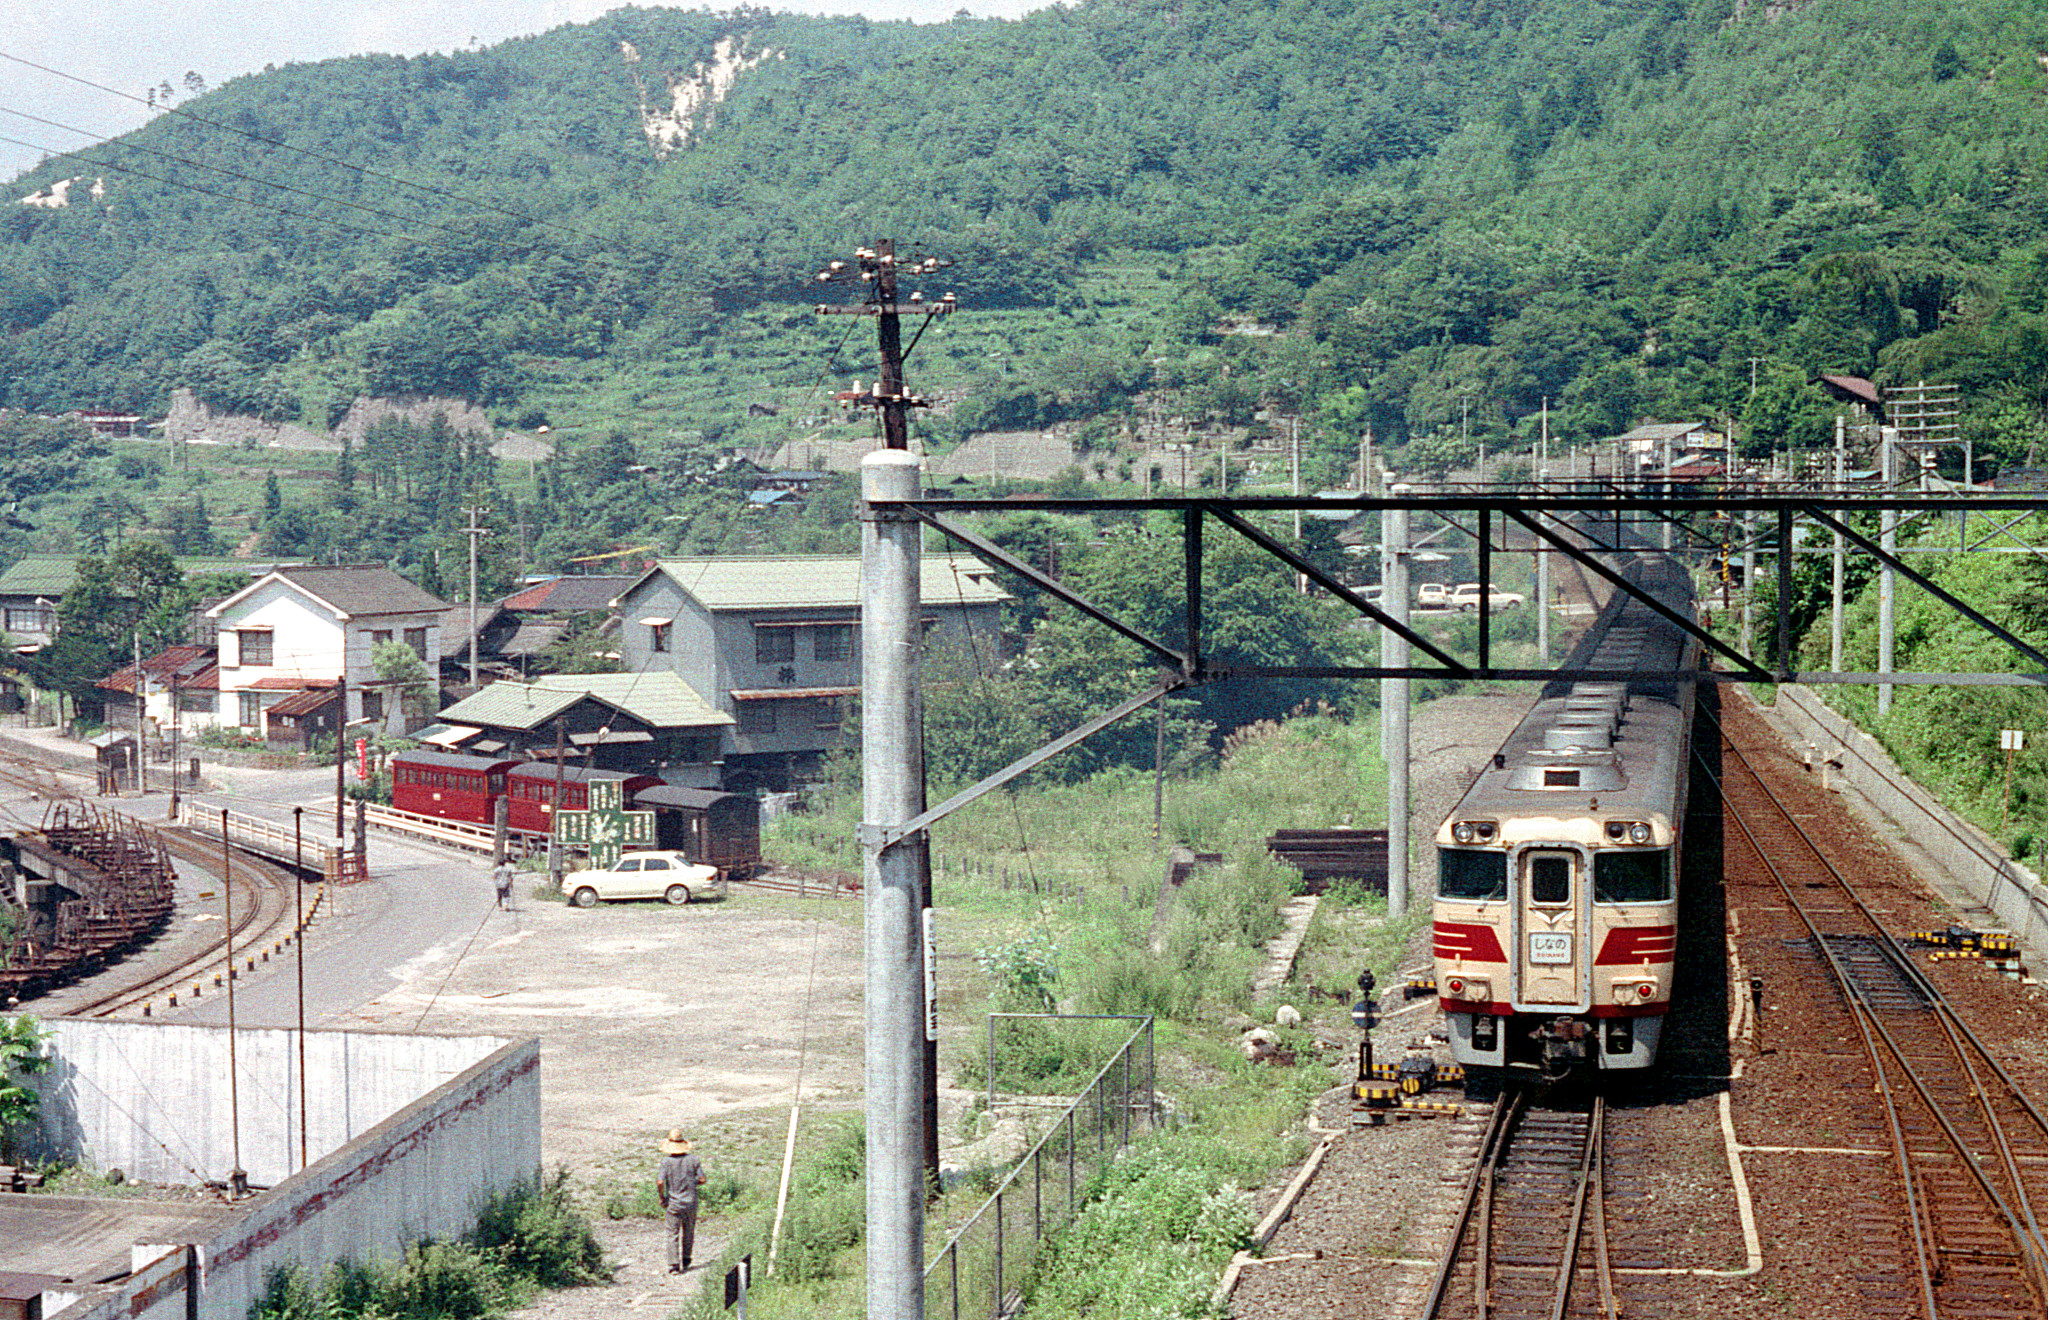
[471,1169,608,1287]
[249,1172,606,1317]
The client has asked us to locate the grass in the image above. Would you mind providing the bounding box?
[707,706,1415,1318]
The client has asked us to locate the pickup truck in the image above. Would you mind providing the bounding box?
[1449,583,1527,612]
[1415,583,1449,608]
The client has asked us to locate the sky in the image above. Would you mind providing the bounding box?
[0,0,1043,184]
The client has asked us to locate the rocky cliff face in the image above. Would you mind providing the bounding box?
[163,390,548,459]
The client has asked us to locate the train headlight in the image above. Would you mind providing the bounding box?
[1627,822,1653,844]
[1451,820,1496,844]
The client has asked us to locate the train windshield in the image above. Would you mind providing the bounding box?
[1438,848,1507,900]
[1594,850,1671,903]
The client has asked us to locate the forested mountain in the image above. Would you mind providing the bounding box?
[5,0,2048,494]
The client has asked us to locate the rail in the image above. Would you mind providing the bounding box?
[1710,707,2048,1318]
[1421,1089,1613,1320]
[923,1015,1156,1320]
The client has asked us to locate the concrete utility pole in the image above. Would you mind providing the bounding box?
[860,450,926,1320]
[463,504,490,691]
[1380,477,1411,920]
[1536,470,1551,664]
[1879,425,1897,715]
[1843,417,1859,675]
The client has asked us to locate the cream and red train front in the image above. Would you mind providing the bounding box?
[1434,808,1677,1072]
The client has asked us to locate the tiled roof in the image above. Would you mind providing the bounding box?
[0,556,300,599]
[536,672,733,729]
[268,686,342,718]
[437,682,585,731]
[272,565,450,617]
[97,644,219,696]
[1611,420,1717,445]
[438,672,732,732]
[500,576,632,613]
[623,554,1009,611]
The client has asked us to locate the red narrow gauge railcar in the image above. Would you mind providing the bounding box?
[390,751,521,825]
[502,762,663,836]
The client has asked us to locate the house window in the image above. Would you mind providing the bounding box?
[361,689,385,721]
[238,629,274,665]
[371,629,393,647]
[404,626,428,659]
[739,701,777,734]
[813,624,851,663]
[651,622,672,653]
[238,691,263,728]
[755,627,795,664]
[4,606,51,634]
[814,696,843,731]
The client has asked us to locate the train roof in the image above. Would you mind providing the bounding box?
[391,749,521,772]
[1445,556,1700,825]
[507,762,661,785]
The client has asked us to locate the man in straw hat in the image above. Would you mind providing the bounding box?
[655,1129,706,1273]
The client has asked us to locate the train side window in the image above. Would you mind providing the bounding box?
[1594,850,1670,903]
[1438,848,1506,901]
[1529,855,1572,906]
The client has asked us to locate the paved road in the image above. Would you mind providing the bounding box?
[165,768,502,1031]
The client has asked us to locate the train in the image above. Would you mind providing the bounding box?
[1433,554,1701,1075]
[389,749,761,879]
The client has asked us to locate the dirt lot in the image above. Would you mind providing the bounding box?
[331,889,870,1312]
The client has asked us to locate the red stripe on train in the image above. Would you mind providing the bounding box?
[1595,925,1677,965]
[1433,921,1507,963]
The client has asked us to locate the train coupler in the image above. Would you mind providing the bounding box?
[1536,1017,1591,1072]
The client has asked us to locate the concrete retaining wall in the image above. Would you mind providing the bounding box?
[24,1020,515,1188]
[48,1034,540,1320]
[1771,684,2048,961]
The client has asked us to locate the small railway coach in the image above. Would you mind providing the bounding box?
[387,750,761,878]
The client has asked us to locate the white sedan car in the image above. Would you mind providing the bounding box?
[567,851,724,908]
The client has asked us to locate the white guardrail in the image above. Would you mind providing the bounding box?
[178,805,343,874]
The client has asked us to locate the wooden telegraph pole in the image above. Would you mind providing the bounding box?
[813,240,957,450]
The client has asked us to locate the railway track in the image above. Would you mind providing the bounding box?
[72,826,311,1018]
[1711,710,2048,1320]
[0,748,313,1018]
[1422,1089,1617,1320]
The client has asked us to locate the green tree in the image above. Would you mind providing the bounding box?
[371,639,435,730]
[0,1014,50,1164]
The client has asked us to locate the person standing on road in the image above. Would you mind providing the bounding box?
[656,1129,706,1273]
[493,860,515,910]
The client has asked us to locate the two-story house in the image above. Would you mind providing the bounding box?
[203,565,451,738]
[611,554,1008,791]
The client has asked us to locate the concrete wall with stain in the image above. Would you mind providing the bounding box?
[25,1020,518,1187]
[1772,684,2048,962]
[47,1034,540,1320]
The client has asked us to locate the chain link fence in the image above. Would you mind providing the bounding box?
[924,1014,1156,1320]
